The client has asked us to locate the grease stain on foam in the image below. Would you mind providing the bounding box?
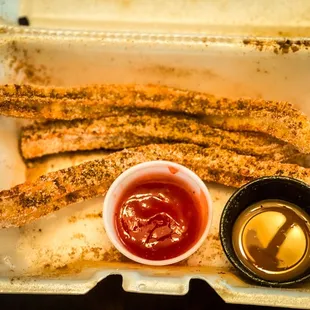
[16,196,110,273]
[6,40,52,85]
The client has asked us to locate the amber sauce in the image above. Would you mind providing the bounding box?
[232,200,310,282]
[115,179,203,260]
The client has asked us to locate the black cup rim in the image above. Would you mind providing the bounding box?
[220,176,310,287]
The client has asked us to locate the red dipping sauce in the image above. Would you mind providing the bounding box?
[115,179,203,261]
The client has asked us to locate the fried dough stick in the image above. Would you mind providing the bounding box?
[1,84,310,153]
[21,113,297,161]
[1,143,310,228]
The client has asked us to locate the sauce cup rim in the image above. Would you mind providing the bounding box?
[103,160,213,266]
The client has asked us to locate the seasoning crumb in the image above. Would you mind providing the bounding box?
[72,233,85,240]
[7,41,51,85]
[68,215,77,223]
[56,264,68,271]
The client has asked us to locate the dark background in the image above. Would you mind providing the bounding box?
[0,276,289,310]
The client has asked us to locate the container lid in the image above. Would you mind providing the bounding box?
[232,200,310,282]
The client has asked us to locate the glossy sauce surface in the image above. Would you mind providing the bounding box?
[232,200,310,282]
[115,180,203,260]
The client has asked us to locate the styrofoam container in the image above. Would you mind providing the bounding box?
[1,1,310,308]
[103,161,213,266]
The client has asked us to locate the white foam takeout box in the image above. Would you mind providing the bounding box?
[1,0,310,308]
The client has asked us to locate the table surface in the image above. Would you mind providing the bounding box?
[0,276,290,310]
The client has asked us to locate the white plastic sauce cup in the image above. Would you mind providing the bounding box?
[103,160,213,266]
